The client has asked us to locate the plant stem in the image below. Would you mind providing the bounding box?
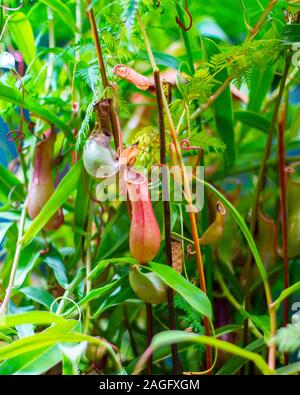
[55,268,86,316]
[0,200,27,315]
[137,13,212,372]
[86,0,108,87]
[192,175,277,369]
[86,0,119,147]
[146,303,153,375]
[84,202,93,333]
[215,269,263,339]
[123,305,139,357]
[75,0,82,50]
[189,76,233,125]
[278,99,289,365]
[246,0,278,42]
[200,155,213,301]
[154,70,180,374]
[75,0,82,113]
[163,76,213,373]
[45,7,55,93]
[242,56,291,368]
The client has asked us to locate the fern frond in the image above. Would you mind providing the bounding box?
[186,132,227,154]
[128,126,160,169]
[76,101,95,151]
[121,0,141,37]
[76,62,101,96]
[187,67,214,102]
[174,295,204,333]
[206,39,283,88]
[275,323,300,353]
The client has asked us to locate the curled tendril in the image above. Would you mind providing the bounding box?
[175,0,192,31]
[0,0,24,11]
[6,129,25,144]
[180,138,204,154]
[187,244,196,256]
[39,231,50,256]
[8,186,21,209]
[50,296,82,322]
[83,169,104,209]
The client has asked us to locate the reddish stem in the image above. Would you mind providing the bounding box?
[278,103,289,365]
[86,0,119,148]
[154,71,180,374]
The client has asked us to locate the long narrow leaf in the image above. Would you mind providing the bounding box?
[0,83,73,140]
[20,160,82,246]
[39,0,77,33]
[147,262,212,319]
[134,331,273,375]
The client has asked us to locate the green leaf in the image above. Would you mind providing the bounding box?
[93,276,135,318]
[60,342,86,375]
[272,281,300,310]
[66,278,125,316]
[15,239,44,287]
[0,345,61,375]
[19,287,55,309]
[44,248,69,289]
[248,66,274,113]
[0,82,73,140]
[71,172,91,266]
[276,361,300,375]
[0,331,123,372]
[140,51,181,69]
[289,107,300,141]
[245,313,270,337]
[0,164,23,203]
[134,331,273,375]
[201,37,235,168]
[216,338,265,375]
[126,342,189,374]
[0,311,73,328]
[39,0,77,33]
[214,324,242,337]
[0,322,65,375]
[0,222,13,245]
[89,257,137,279]
[20,160,83,246]
[201,180,268,283]
[89,259,113,280]
[282,24,300,45]
[235,111,272,134]
[94,205,131,261]
[146,262,212,320]
[8,12,42,74]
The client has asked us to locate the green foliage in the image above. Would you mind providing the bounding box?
[209,40,283,88]
[275,324,300,353]
[0,0,300,377]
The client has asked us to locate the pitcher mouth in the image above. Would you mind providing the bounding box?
[126,168,147,185]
